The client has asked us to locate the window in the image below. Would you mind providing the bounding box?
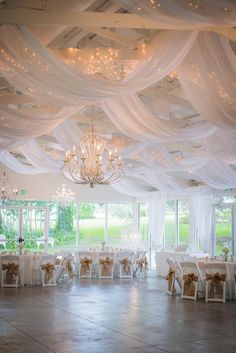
[214,206,233,256]
[138,203,149,245]
[0,207,19,251]
[107,203,134,244]
[49,203,77,251]
[178,200,190,245]
[164,200,190,251]
[164,201,177,250]
[79,203,105,246]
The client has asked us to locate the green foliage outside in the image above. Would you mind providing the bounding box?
[0,201,234,256]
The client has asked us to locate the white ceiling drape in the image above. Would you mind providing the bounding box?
[115,0,236,26]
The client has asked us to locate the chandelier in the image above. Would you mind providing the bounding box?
[61,126,122,188]
[0,169,19,203]
[51,184,75,207]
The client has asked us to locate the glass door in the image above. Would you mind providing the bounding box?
[0,207,20,251]
[21,207,47,252]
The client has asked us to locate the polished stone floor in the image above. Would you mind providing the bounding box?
[0,274,236,353]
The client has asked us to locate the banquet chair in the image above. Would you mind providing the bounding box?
[135,254,148,277]
[118,251,134,279]
[205,262,227,303]
[78,252,93,279]
[40,255,56,287]
[1,255,20,288]
[98,252,114,279]
[56,254,74,283]
[166,257,183,296]
[180,261,201,301]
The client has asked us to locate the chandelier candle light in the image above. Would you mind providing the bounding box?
[62,126,122,188]
[0,170,19,202]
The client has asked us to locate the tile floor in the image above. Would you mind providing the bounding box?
[0,274,236,353]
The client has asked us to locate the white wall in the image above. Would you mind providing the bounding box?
[3,167,135,202]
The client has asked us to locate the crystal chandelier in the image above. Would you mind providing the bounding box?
[51,184,75,207]
[0,169,19,203]
[62,126,122,188]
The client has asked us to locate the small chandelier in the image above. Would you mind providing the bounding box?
[0,170,19,203]
[61,126,122,188]
[51,184,75,207]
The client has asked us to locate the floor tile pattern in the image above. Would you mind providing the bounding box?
[0,274,235,353]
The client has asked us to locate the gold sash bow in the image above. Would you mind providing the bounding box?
[206,272,226,297]
[119,257,131,275]
[183,273,198,297]
[99,257,113,276]
[2,262,19,284]
[165,268,176,293]
[41,263,55,284]
[80,257,92,276]
[136,257,148,272]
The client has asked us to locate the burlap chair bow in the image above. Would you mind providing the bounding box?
[165,267,176,293]
[2,262,19,284]
[99,257,113,276]
[119,257,131,275]
[183,273,198,297]
[80,257,93,276]
[136,257,148,272]
[41,263,55,284]
[206,272,226,297]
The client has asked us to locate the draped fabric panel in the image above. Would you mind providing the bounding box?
[0,151,46,174]
[20,140,62,172]
[178,32,236,128]
[115,0,236,26]
[190,195,213,255]
[0,25,198,103]
[0,105,81,149]
[102,94,215,143]
[52,120,83,150]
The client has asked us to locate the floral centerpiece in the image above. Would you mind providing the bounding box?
[222,247,229,261]
[17,236,24,255]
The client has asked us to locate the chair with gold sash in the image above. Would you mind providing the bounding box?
[118,251,134,279]
[98,252,114,279]
[56,254,75,283]
[1,255,19,288]
[40,255,56,287]
[205,262,227,303]
[166,257,183,296]
[180,261,200,301]
[78,252,93,279]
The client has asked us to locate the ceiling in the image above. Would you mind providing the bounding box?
[0,0,236,196]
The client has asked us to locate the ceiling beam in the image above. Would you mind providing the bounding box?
[142,88,194,110]
[83,27,138,49]
[0,9,221,30]
[47,2,121,48]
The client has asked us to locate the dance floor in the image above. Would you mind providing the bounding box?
[0,274,236,353]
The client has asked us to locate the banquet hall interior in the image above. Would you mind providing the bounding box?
[0,1,236,353]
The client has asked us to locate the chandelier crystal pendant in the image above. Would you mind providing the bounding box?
[51,184,75,207]
[62,126,123,188]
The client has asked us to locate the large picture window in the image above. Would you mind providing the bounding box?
[164,200,190,251]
